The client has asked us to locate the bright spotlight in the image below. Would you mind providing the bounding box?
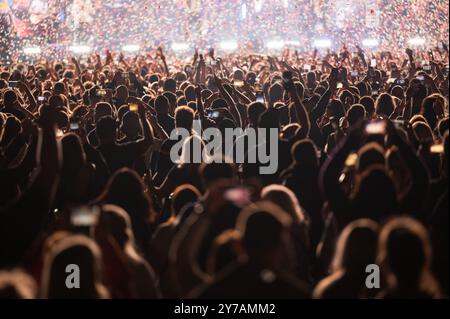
[219,41,239,51]
[69,45,91,54]
[122,44,140,53]
[23,47,42,55]
[408,37,426,46]
[266,40,285,50]
[313,39,332,48]
[362,38,379,47]
[286,40,301,47]
[171,42,190,52]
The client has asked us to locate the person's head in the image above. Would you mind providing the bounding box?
[326,99,346,119]
[269,82,283,104]
[175,106,195,132]
[115,85,129,101]
[97,204,134,250]
[412,121,434,145]
[3,89,18,107]
[236,202,295,269]
[261,185,306,224]
[53,82,67,96]
[258,108,280,130]
[353,165,398,221]
[163,91,177,114]
[378,217,441,297]
[184,85,196,102]
[41,235,109,299]
[163,78,177,93]
[391,85,404,100]
[291,139,318,168]
[0,270,37,299]
[360,96,375,118]
[347,104,366,127]
[375,93,395,118]
[357,142,386,174]
[331,219,379,273]
[120,111,142,139]
[61,133,86,173]
[155,95,170,115]
[94,102,114,123]
[247,102,267,128]
[96,116,117,144]
[171,184,201,218]
[200,162,237,189]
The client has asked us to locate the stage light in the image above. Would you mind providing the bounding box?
[219,41,239,51]
[23,47,42,55]
[286,40,301,47]
[408,37,426,46]
[122,44,140,53]
[255,0,264,13]
[362,38,379,47]
[241,4,247,19]
[171,42,190,52]
[69,45,91,54]
[313,39,332,48]
[266,40,285,50]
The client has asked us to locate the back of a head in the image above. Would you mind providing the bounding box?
[96,116,117,143]
[175,106,195,132]
[41,235,108,299]
[121,111,141,137]
[354,166,398,220]
[258,108,279,129]
[171,184,201,217]
[236,202,292,261]
[248,102,267,127]
[95,102,114,122]
[357,142,386,173]
[0,270,37,299]
[360,96,375,117]
[155,95,170,115]
[375,93,395,118]
[61,133,86,173]
[261,185,305,223]
[347,104,366,127]
[332,219,379,273]
[200,162,236,188]
[378,217,436,294]
[291,139,318,168]
[164,78,177,93]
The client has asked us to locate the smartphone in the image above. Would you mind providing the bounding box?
[366,121,386,135]
[371,59,377,67]
[38,96,46,102]
[372,90,379,95]
[8,81,18,88]
[129,103,139,112]
[233,80,244,88]
[121,72,129,79]
[416,75,425,82]
[97,89,107,97]
[207,111,220,119]
[351,70,358,77]
[423,65,432,72]
[256,92,265,103]
[395,79,406,86]
[224,187,251,207]
[304,64,311,72]
[337,82,343,89]
[345,153,359,167]
[387,78,396,84]
[70,121,80,131]
[430,144,444,154]
[70,206,100,227]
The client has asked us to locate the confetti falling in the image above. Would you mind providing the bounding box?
[0,0,448,61]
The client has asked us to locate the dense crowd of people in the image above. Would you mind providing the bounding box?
[0,41,448,299]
